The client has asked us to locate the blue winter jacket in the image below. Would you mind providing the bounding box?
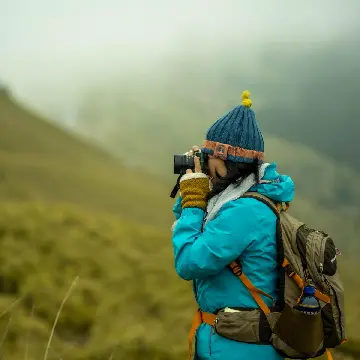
[172,162,295,360]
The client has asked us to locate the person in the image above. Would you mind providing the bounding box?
[171,91,295,360]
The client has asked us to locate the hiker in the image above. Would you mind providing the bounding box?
[171,91,295,360]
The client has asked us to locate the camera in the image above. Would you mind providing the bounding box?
[170,150,208,198]
[173,151,208,175]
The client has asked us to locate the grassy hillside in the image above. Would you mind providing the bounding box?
[0,203,192,360]
[0,91,359,359]
[0,92,192,359]
[0,92,173,228]
[0,205,357,360]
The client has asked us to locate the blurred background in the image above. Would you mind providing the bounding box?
[1,0,360,359]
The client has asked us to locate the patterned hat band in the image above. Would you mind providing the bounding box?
[201,140,264,162]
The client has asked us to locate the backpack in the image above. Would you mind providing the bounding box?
[213,192,347,359]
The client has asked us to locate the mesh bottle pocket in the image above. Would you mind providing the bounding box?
[272,303,324,354]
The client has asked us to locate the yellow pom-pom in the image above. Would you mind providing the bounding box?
[242,90,252,108]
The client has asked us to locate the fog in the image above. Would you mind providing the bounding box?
[2,0,359,120]
[2,3,360,359]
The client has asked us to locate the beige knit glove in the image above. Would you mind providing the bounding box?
[179,173,210,210]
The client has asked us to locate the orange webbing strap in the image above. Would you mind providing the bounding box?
[314,289,331,304]
[275,201,290,212]
[282,259,331,304]
[188,309,216,360]
[326,348,333,360]
[229,261,272,315]
[239,274,271,315]
[283,259,305,289]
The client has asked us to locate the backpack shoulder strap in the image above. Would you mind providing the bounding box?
[242,191,281,217]
[228,261,273,314]
[229,191,286,309]
[231,192,331,308]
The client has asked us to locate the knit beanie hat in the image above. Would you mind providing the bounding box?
[201,91,264,163]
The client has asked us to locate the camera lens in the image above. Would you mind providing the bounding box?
[173,154,195,174]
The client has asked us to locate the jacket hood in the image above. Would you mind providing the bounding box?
[250,162,295,203]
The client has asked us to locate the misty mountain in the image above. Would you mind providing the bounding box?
[72,34,360,173]
[0,90,173,227]
[254,39,360,170]
[3,1,360,171]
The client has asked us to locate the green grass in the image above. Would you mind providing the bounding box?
[0,202,356,359]
[0,202,194,360]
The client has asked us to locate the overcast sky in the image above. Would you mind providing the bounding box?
[1,0,359,121]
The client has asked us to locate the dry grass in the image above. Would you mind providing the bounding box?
[44,276,79,360]
[0,298,23,320]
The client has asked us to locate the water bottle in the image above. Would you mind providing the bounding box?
[295,279,321,315]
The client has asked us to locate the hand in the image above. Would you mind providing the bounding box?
[179,145,210,210]
[186,155,202,174]
[184,145,200,156]
[185,145,202,174]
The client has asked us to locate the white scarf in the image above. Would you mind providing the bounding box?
[204,163,270,225]
[171,162,270,231]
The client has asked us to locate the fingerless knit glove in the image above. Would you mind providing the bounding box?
[179,173,210,210]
